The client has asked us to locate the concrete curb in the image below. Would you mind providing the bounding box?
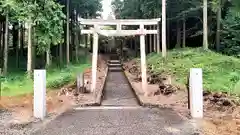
[73,67,109,107]
[124,71,168,108]
[123,71,144,106]
[97,66,109,106]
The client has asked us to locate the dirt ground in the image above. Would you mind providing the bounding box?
[0,54,108,126]
[123,59,240,135]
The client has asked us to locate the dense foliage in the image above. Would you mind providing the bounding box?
[112,0,240,56]
[0,0,102,75]
[0,0,65,52]
[0,0,101,96]
[221,9,240,56]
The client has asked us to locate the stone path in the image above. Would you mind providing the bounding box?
[101,71,139,106]
[33,107,198,135]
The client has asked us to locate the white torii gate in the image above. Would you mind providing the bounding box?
[80,18,161,96]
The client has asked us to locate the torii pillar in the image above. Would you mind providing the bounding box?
[91,25,99,92]
[139,24,148,96]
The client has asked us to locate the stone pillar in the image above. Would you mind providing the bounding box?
[34,70,46,119]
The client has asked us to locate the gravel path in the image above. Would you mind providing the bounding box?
[0,110,33,135]
[33,107,199,135]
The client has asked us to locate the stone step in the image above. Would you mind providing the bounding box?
[107,63,122,67]
[108,67,123,72]
[108,60,121,64]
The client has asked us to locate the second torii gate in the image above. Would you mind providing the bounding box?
[80,18,161,96]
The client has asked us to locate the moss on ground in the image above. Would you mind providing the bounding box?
[142,48,240,94]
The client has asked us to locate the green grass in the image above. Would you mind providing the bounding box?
[142,48,240,94]
[1,61,90,97]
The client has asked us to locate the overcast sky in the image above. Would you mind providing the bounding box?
[101,0,113,19]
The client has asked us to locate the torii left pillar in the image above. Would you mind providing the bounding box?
[139,24,148,96]
[91,25,99,92]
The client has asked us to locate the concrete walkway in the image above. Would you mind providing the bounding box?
[33,107,198,135]
[101,71,139,106]
[32,61,199,135]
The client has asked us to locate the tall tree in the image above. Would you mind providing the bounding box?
[66,0,70,65]
[203,0,208,49]
[162,0,167,57]
[176,20,181,48]
[216,0,221,51]
[27,21,32,77]
[3,10,8,75]
[0,0,16,75]
[17,22,21,68]
[182,14,186,47]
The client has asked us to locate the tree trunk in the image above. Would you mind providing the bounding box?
[182,16,186,48]
[12,23,18,68]
[176,21,181,48]
[149,26,152,53]
[27,21,32,78]
[145,33,149,54]
[20,23,24,59]
[157,22,161,54]
[59,43,63,65]
[153,12,157,52]
[162,0,167,57]
[153,25,157,52]
[59,21,64,65]
[0,22,3,68]
[3,12,9,75]
[32,26,35,69]
[135,37,138,57]
[70,12,74,61]
[66,0,70,64]
[46,45,51,67]
[167,19,170,49]
[216,1,221,51]
[85,34,88,49]
[90,35,93,52]
[203,0,208,50]
[75,31,79,63]
[17,22,21,68]
[75,12,79,62]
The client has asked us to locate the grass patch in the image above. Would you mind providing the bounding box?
[1,61,90,97]
[144,48,240,94]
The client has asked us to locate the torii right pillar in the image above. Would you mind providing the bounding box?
[139,24,148,96]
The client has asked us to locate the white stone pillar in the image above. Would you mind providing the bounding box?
[189,68,203,118]
[34,70,46,119]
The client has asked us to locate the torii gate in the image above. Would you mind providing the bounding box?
[80,18,161,96]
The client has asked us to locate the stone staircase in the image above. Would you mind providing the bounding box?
[108,60,123,72]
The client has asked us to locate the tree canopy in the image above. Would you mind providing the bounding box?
[0,0,102,75]
[112,0,240,56]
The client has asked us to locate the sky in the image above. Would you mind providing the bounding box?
[101,0,113,19]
